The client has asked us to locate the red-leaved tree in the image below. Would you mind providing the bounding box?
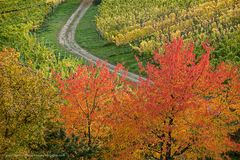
[110,39,240,159]
[56,63,126,149]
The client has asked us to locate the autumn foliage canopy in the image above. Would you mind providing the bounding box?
[57,39,240,159]
[57,63,126,150]
[0,49,59,156]
[127,39,240,159]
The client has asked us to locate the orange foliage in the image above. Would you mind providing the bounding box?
[110,39,240,159]
[56,39,239,159]
[56,63,126,147]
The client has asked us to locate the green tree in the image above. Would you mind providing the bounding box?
[0,48,60,158]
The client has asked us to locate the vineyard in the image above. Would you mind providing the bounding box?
[0,0,240,159]
[0,0,81,76]
[96,0,240,63]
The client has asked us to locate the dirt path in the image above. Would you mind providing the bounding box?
[58,0,142,82]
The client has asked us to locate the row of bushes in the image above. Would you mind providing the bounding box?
[96,0,240,64]
[0,0,81,76]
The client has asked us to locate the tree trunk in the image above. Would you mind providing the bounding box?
[165,117,173,160]
[165,130,172,160]
[87,116,91,147]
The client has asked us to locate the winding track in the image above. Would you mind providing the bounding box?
[58,0,142,82]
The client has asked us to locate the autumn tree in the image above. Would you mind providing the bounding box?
[0,49,60,158]
[56,63,126,158]
[111,39,240,159]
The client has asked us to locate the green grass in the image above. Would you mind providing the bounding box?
[37,1,139,72]
[75,5,139,73]
[36,0,81,57]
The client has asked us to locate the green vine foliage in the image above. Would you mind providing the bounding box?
[0,0,81,77]
[96,0,240,64]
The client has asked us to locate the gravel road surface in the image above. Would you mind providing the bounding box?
[58,0,143,82]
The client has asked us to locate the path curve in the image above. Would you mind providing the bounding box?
[58,0,142,82]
